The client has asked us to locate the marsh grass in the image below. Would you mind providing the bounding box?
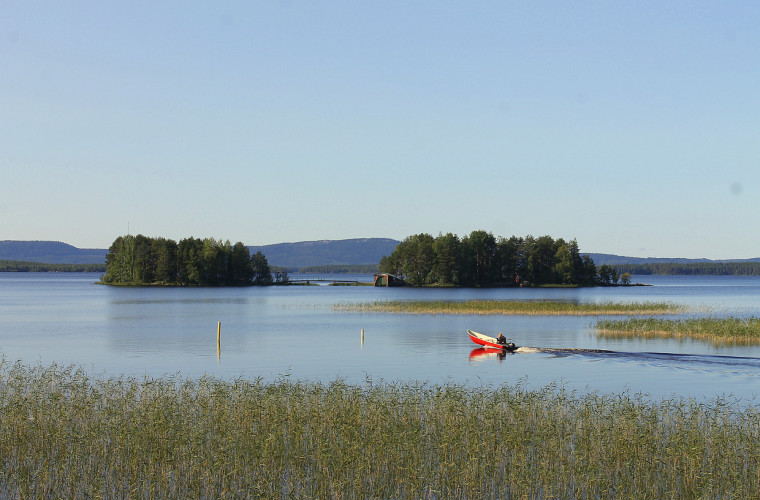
[596,316,760,344]
[337,299,685,316]
[2,360,759,498]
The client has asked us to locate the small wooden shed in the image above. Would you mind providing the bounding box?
[373,274,406,287]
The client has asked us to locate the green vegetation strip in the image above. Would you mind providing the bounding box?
[0,260,105,272]
[597,316,760,344]
[1,361,759,498]
[338,299,685,315]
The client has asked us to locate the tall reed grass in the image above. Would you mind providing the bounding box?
[1,359,758,498]
[337,299,685,316]
[596,316,760,344]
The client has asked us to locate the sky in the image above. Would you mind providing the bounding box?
[1,2,758,259]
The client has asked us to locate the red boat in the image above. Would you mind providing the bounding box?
[467,329,517,351]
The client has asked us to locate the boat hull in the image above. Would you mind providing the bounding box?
[467,329,517,351]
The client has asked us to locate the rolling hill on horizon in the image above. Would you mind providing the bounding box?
[2,240,758,269]
[247,238,399,269]
[0,241,109,265]
[587,253,760,266]
[0,238,401,268]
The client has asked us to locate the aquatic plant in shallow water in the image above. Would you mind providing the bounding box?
[337,299,685,316]
[596,316,760,344]
[0,359,759,498]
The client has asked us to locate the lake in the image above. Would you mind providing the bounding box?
[2,272,760,402]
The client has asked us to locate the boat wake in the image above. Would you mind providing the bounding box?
[515,347,541,354]
[527,347,760,370]
[470,345,760,373]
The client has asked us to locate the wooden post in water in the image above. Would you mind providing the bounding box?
[361,328,364,346]
[217,322,221,357]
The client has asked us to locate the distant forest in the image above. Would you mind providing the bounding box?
[101,235,285,286]
[379,231,622,287]
[614,262,760,276]
[0,260,105,272]
[297,264,379,274]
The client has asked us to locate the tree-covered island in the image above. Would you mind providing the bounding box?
[100,235,286,286]
[379,230,625,287]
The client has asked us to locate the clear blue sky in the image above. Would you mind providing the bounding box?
[2,2,758,258]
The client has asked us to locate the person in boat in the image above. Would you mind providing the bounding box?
[496,333,507,345]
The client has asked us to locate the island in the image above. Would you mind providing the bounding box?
[100,235,286,286]
[378,230,628,287]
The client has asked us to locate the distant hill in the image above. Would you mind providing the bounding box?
[586,253,760,266]
[248,238,400,269]
[0,238,400,268]
[0,241,108,265]
[4,239,757,270]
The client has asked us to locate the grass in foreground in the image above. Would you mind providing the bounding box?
[596,316,760,344]
[337,299,685,316]
[2,360,759,498]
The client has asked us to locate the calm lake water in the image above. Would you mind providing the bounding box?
[2,272,760,402]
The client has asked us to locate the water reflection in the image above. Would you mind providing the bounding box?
[469,345,760,376]
[3,273,760,401]
[468,347,517,362]
[111,298,252,305]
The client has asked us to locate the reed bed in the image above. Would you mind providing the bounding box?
[596,316,760,344]
[2,360,759,498]
[337,299,685,316]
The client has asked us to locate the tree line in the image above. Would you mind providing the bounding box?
[378,231,620,287]
[297,264,379,274]
[0,261,106,272]
[101,235,286,286]
[614,262,760,276]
